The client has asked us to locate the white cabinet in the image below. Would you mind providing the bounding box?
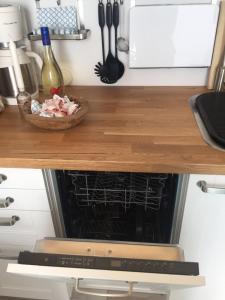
[0,189,50,211]
[0,168,57,299]
[129,4,219,68]
[0,168,46,189]
[0,256,71,300]
[0,210,54,244]
[1,169,225,300]
[136,1,212,4]
[171,174,225,300]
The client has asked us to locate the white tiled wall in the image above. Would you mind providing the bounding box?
[3,0,220,86]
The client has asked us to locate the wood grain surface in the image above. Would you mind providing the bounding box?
[0,86,224,174]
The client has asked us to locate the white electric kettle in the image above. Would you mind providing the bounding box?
[0,5,42,102]
[0,47,42,101]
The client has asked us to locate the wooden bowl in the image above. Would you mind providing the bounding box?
[21,98,88,130]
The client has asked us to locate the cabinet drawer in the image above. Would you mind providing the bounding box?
[188,174,225,199]
[0,231,41,247]
[0,210,55,240]
[0,258,53,299]
[172,174,225,300]
[0,168,45,189]
[0,244,33,259]
[0,189,50,211]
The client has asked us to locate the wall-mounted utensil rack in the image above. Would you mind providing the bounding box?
[32,0,90,41]
[28,29,90,41]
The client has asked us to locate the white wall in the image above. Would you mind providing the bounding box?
[4,0,220,86]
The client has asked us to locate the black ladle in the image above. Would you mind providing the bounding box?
[104,0,119,83]
[113,0,124,79]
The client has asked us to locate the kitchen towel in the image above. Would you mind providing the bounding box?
[37,6,78,31]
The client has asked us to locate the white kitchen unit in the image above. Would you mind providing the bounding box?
[171,174,225,300]
[2,170,225,300]
[135,0,213,4]
[5,171,204,300]
[8,239,204,300]
[0,168,61,300]
[6,0,217,86]
[129,4,219,68]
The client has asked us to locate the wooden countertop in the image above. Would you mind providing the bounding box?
[1,86,225,174]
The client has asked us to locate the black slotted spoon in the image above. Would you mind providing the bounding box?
[95,0,119,84]
[94,0,110,82]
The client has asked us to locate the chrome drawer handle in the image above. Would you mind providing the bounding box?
[197,180,225,194]
[0,197,14,208]
[0,216,20,226]
[0,174,7,184]
[75,279,134,297]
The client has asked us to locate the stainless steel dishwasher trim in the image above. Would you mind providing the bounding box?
[43,170,185,244]
[42,169,66,237]
[189,95,225,152]
[73,279,169,298]
[197,180,225,194]
[8,239,204,292]
[170,174,189,244]
[75,279,134,297]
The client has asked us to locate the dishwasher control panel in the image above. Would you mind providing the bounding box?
[18,251,199,276]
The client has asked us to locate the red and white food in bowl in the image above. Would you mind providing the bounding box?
[31,94,80,118]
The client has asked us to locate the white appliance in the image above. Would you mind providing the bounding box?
[0,5,23,44]
[0,5,42,104]
[129,4,219,68]
[7,238,205,300]
[135,0,213,4]
[6,171,205,300]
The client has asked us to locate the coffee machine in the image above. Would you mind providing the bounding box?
[0,5,42,103]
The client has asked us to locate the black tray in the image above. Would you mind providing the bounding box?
[195,92,225,148]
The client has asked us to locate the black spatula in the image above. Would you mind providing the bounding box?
[113,0,124,80]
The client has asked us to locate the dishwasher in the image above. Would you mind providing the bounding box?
[7,170,205,299]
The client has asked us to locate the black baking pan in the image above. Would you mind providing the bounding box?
[195,92,225,148]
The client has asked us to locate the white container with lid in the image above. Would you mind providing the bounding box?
[0,5,23,43]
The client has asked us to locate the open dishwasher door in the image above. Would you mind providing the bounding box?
[7,238,205,298]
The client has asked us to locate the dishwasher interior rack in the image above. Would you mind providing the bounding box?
[55,170,179,243]
[68,172,169,211]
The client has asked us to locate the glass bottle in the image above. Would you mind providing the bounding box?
[40,27,64,96]
[17,90,32,117]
